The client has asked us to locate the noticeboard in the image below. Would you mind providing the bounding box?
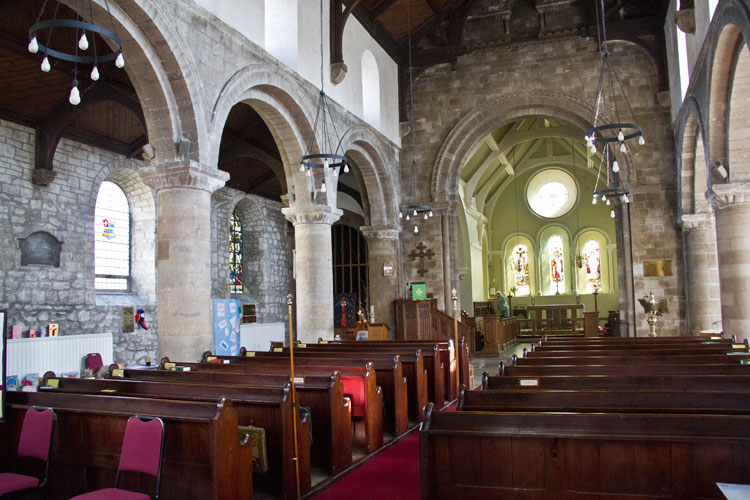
[1,310,6,422]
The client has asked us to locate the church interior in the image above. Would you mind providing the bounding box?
[1,0,750,498]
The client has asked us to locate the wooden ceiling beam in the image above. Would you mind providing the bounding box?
[347,1,401,61]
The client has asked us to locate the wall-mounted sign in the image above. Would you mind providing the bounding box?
[643,260,673,277]
[383,261,394,277]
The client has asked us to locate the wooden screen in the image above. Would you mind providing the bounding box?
[332,225,368,303]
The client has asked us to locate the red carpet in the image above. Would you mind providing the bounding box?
[311,431,421,500]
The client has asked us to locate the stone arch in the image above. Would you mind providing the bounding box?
[90,158,156,300]
[707,0,750,181]
[674,100,706,216]
[339,125,399,227]
[432,91,602,204]
[86,0,206,163]
[208,65,319,201]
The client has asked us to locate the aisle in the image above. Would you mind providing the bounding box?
[309,430,421,500]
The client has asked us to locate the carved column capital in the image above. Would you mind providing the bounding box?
[360,225,401,241]
[282,203,342,226]
[681,212,715,230]
[675,8,695,34]
[140,160,229,193]
[707,183,750,209]
[32,168,57,186]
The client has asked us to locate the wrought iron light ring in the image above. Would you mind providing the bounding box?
[300,153,348,170]
[585,123,642,144]
[30,19,122,64]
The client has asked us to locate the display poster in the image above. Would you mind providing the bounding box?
[213,299,241,356]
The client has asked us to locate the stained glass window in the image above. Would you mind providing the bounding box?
[582,239,602,293]
[549,235,565,293]
[511,243,530,296]
[230,212,243,293]
[95,181,130,291]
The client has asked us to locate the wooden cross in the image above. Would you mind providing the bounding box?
[409,242,435,276]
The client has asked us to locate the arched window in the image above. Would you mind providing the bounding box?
[582,239,601,293]
[95,181,130,291]
[230,212,243,293]
[675,2,690,100]
[361,50,380,129]
[548,235,565,294]
[511,243,531,296]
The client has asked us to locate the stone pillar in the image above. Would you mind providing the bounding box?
[282,204,342,343]
[681,213,722,334]
[709,184,750,342]
[442,210,453,312]
[141,161,229,361]
[361,226,401,337]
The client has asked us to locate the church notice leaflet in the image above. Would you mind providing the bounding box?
[213,299,241,356]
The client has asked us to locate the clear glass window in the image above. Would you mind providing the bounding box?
[95,181,130,291]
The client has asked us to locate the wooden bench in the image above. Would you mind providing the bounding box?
[499,361,750,376]
[420,403,750,499]
[531,338,741,351]
[0,391,252,500]
[460,386,750,415]
[483,372,750,391]
[43,373,319,494]
[524,345,749,358]
[218,355,406,438]
[116,363,352,475]
[513,353,750,366]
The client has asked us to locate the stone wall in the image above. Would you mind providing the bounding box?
[404,35,681,335]
[0,118,159,366]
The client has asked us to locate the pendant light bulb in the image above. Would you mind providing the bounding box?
[610,209,615,218]
[115,52,125,68]
[601,195,606,201]
[299,162,305,172]
[412,210,417,217]
[429,210,433,217]
[399,212,403,219]
[405,214,410,221]
[90,65,99,81]
[41,57,51,72]
[624,194,630,203]
[617,130,624,142]
[638,135,646,146]
[414,225,419,234]
[592,197,597,205]
[620,142,627,153]
[343,163,349,173]
[423,213,428,220]
[28,36,39,53]
[320,181,327,193]
[612,160,619,173]
[69,82,81,106]
[606,198,611,206]
[78,32,89,51]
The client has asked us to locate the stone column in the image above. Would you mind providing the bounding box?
[709,183,750,342]
[681,212,722,334]
[282,203,342,343]
[361,226,402,337]
[141,161,229,361]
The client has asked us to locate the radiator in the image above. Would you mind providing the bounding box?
[6,333,113,378]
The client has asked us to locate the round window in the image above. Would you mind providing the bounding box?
[526,169,577,218]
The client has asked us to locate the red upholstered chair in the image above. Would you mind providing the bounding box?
[70,415,165,500]
[0,406,56,497]
[85,353,104,374]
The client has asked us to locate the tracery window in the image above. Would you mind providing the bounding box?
[582,239,602,293]
[230,212,243,293]
[511,243,531,296]
[95,181,130,291]
[549,235,565,294]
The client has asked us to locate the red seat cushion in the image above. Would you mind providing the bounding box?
[0,472,39,494]
[341,377,366,417]
[70,488,151,500]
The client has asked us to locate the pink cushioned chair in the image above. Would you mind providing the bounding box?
[70,415,165,500]
[85,353,104,374]
[0,406,56,497]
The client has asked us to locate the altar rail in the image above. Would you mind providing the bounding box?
[7,332,113,377]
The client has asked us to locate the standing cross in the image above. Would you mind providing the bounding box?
[409,242,435,276]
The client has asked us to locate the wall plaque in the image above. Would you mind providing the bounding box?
[383,261,394,277]
[643,260,673,277]
[122,307,134,333]
[18,231,62,267]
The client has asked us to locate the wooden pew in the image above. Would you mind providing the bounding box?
[107,364,349,476]
[539,335,733,345]
[523,345,749,358]
[513,353,750,366]
[210,356,406,438]
[319,339,459,401]
[0,391,252,500]
[459,386,750,415]
[420,403,750,499]
[532,338,741,350]
[483,372,750,391]
[499,361,750,377]
[241,349,427,425]
[43,373,320,493]
[282,343,445,409]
